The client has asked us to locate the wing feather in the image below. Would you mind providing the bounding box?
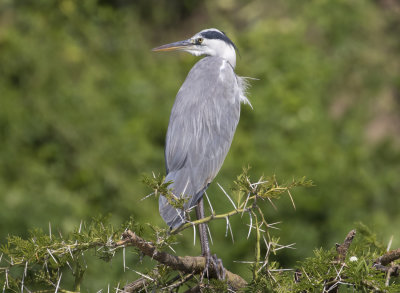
[159,56,241,228]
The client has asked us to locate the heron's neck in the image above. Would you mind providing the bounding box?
[218,44,236,68]
[201,40,237,68]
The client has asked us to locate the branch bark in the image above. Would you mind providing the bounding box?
[335,229,356,263]
[116,230,247,292]
[325,229,356,293]
[375,248,400,266]
[122,277,151,292]
[373,248,400,284]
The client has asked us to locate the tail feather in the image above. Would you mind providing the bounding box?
[159,170,210,229]
[158,195,185,229]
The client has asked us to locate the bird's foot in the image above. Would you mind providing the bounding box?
[201,253,225,281]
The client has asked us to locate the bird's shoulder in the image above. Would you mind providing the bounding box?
[165,57,240,175]
[187,56,235,80]
[175,56,239,107]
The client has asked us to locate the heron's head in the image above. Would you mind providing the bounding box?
[152,28,238,68]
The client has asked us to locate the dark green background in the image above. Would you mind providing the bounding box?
[1,0,399,290]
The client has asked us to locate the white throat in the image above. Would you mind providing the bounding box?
[187,38,237,68]
[205,39,237,68]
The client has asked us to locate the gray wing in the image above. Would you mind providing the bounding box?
[159,56,241,229]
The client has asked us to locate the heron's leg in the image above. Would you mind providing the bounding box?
[196,197,225,280]
[195,197,210,257]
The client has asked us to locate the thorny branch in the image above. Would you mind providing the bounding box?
[373,248,400,284]
[325,229,357,293]
[293,229,400,293]
[335,229,356,263]
[119,172,309,292]
[375,248,400,266]
[170,172,310,235]
[116,230,247,292]
[0,172,312,292]
[171,205,253,235]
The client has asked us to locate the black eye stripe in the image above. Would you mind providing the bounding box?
[199,30,238,52]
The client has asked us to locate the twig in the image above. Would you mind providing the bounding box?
[117,230,247,292]
[253,213,260,280]
[324,230,356,293]
[162,273,194,291]
[374,248,400,266]
[335,229,356,263]
[171,207,252,234]
[373,248,400,285]
[217,183,237,210]
[122,267,160,293]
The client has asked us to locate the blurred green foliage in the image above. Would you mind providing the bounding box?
[0,0,399,290]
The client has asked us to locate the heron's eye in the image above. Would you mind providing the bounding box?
[196,38,204,45]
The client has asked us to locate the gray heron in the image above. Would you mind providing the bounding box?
[153,28,251,269]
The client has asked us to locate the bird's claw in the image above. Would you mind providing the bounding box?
[202,253,225,280]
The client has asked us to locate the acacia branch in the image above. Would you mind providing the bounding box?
[373,248,400,285]
[170,206,252,234]
[321,229,357,293]
[335,229,356,263]
[122,277,150,292]
[116,230,247,292]
[375,248,400,266]
[170,177,307,235]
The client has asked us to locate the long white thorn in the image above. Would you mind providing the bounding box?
[54,273,62,293]
[273,243,296,251]
[47,249,58,264]
[287,188,296,210]
[24,261,28,277]
[66,261,73,272]
[114,283,120,293]
[21,270,24,293]
[167,243,176,254]
[250,180,268,188]
[181,179,190,199]
[206,225,214,245]
[130,269,154,281]
[246,224,265,233]
[204,192,214,215]
[177,209,185,223]
[192,223,196,246]
[140,192,155,201]
[233,260,263,264]
[247,212,253,239]
[123,247,126,272]
[67,246,74,260]
[387,235,393,252]
[218,183,237,209]
[49,222,52,240]
[266,221,282,230]
[257,236,271,273]
[267,197,277,210]
[225,217,229,237]
[228,219,234,243]
[241,192,251,217]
